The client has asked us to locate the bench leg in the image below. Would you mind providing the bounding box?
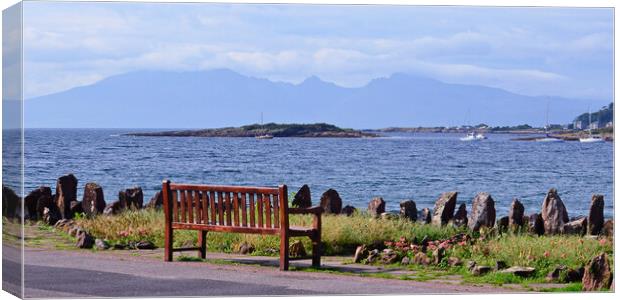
[164,227,173,262]
[198,230,207,259]
[311,234,321,268]
[280,234,289,271]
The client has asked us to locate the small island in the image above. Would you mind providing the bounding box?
[125,123,378,138]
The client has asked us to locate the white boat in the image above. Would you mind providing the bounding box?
[460,132,486,141]
[579,107,604,143]
[255,112,274,140]
[536,102,563,143]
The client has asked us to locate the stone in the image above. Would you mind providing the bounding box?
[468,192,496,232]
[563,217,587,235]
[24,186,54,221]
[432,247,445,265]
[601,219,613,237]
[354,245,368,263]
[528,213,545,236]
[399,200,417,222]
[588,195,604,235]
[366,249,380,264]
[367,197,386,218]
[420,208,432,224]
[70,201,84,217]
[582,253,613,291]
[135,241,156,250]
[55,174,78,219]
[341,205,357,216]
[472,266,492,276]
[453,203,468,227]
[508,198,525,227]
[292,184,312,208]
[103,200,123,215]
[447,257,462,267]
[2,185,21,218]
[119,187,144,210]
[319,189,342,214]
[95,239,110,250]
[54,219,75,232]
[566,267,585,283]
[82,182,106,216]
[401,257,410,265]
[431,192,457,226]
[541,188,569,234]
[380,249,399,264]
[42,207,61,226]
[413,252,430,266]
[495,260,508,270]
[500,266,536,277]
[496,216,509,232]
[68,225,85,238]
[380,212,398,220]
[546,265,567,282]
[466,260,477,271]
[237,242,255,255]
[75,231,94,249]
[146,190,164,209]
[289,240,306,257]
[113,244,127,250]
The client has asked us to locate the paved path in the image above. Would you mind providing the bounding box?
[4,245,515,298]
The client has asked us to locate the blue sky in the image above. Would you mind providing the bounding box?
[23,2,613,101]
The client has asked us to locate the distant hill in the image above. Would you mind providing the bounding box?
[125,123,375,138]
[572,103,613,128]
[24,69,608,128]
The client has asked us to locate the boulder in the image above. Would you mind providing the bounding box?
[447,257,462,267]
[420,208,432,224]
[55,174,78,219]
[508,198,525,227]
[431,192,457,226]
[432,247,445,265]
[566,267,585,283]
[563,217,587,235]
[472,266,492,276]
[399,200,417,222]
[82,182,106,216]
[587,195,604,235]
[582,253,613,291]
[453,203,468,227]
[354,245,368,263]
[496,216,509,232]
[341,205,357,216]
[103,200,123,215]
[2,185,21,218]
[70,201,84,217]
[601,219,614,237]
[466,260,477,271]
[136,241,156,250]
[319,189,342,214]
[413,252,430,266]
[289,240,307,257]
[380,249,399,264]
[495,260,508,270]
[236,242,255,255]
[401,257,410,265]
[500,266,536,277]
[146,190,163,209]
[541,188,569,234]
[468,192,496,231]
[24,186,53,220]
[95,239,110,250]
[119,187,143,210]
[54,219,75,232]
[366,249,380,264]
[42,207,61,226]
[367,197,385,218]
[75,231,94,249]
[528,213,545,236]
[292,185,312,208]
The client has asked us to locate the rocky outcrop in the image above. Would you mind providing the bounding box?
[431,192,457,226]
[2,185,21,218]
[367,197,385,218]
[541,188,569,234]
[588,195,604,235]
[508,198,524,227]
[582,253,613,291]
[528,213,545,236]
[146,190,163,209]
[563,217,587,235]
[399,200,417,222]
[420,208,432,224]
[119,187,143,210]
[500,266,536,277]
[453,203,468,227]
[25,186,53,220]
[292,185,312,208]
[82,183,106,216]
[468,192,496,231]
[319,189,342,214]
[341,205,357,216]
[55,174,78,219]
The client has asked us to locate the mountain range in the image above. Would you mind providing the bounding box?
[24,69,608,129]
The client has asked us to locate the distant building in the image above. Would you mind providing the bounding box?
[589,122,599,130]
[574,120,583,130]
[606,121,613,128]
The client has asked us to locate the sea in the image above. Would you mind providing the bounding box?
[6,129,615,218]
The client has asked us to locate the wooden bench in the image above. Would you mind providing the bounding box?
[162,180,323,270]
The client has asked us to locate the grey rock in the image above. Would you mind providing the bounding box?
[453,203,468,227]
[82,182,106,216]
[431,192,457,226]
[468,192,496,232]
[508,198,525,227]
[367,197,386,218]
[432,247,446,265]
[563,217,587,235]
[319,189,342,214]
[420,208,432,224]
[401,257,410,265]
[500,266,536,277]
[135,241,156,250]
[95,239,110,250]
[541,188,569,234]
[366,249,380,264]
[496,216,509,232]
[587,195,604,235]
[582,253,613,291]
[341,205,357,216]
[2,185,21,218]
[472,266,492,276]
[289,240,306,257]
[399,200,417,222]
[528,213,545,236]
[43,207,61,226]
[25,186,53,221]
[119,187,143,210]
[237,242,255,255]
[292,185,312,208]
[413,252,430,266]
[602,219,614,237]
[75,231,94,249]
[55,174,78,219]
[354,245,368,263]
[495,260,508,270]
[103,200,123,215]
[146,190,163,209]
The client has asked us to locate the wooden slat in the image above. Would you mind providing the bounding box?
[217,191,224,225]
[225,192,232,226]
[195,190,202,224]
[172,190,178,222]
[170,184,279,194]
[257,194,263,228]
[264,194,272,228]
[273,194,280,228]
[209,191,216,225]
[233,193,240,226]
[201,190,209,225]
[172,223,279,235]
[241,193,247,227]
[180,190,186,223]
[249,193,256,227]
[186,190,194,224]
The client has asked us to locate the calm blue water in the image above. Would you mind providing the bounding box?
[18,129,614,218]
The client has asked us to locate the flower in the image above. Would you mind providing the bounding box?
[543,251,550,258]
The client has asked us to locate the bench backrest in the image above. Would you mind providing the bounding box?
[162,181,289,232]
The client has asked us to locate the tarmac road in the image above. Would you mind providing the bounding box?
[3,246,512,298]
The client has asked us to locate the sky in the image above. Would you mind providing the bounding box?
[22,2,613,101]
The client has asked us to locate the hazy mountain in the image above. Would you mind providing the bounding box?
[24,69,608,129]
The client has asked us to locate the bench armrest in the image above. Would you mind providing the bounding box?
[289,206,324,215]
